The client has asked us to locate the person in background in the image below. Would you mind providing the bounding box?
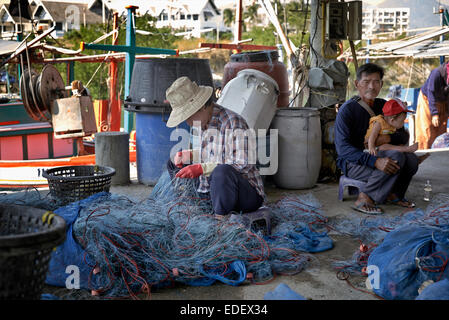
[415,62,449,149]
[164,76,265,217]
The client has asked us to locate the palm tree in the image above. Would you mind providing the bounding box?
[244,3,260,27]
[223,8,234,27]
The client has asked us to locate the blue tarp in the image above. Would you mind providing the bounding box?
[368,225,449,300]
[416,279,449,300]
[45,193,103,290]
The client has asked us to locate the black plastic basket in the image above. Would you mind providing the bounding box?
[0,204,66,300]
[42,165,116,204]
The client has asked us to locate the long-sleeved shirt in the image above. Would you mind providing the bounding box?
[420,67,449,116]
[334,96,409,176]
[193,104,265,199]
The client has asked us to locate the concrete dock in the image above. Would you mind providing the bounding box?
[27,149,448,300]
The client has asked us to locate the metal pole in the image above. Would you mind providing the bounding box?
[310,0,323,68]
[366,39,371,63]
[349,40,358,71]
[235,0,242,46]
[17,0,23,85]
[102,0,106,25]
[216,21,219,43]
[439,7,445,65]
[124,6,137,133]
[4,65,10,96]
[109,12,120,132]
[66,61,74,84]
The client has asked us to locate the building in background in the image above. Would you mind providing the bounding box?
[152,0,225,38]
[0,0,239,40]
[0,0,107,39]
[0,4,32,39]
[362,7,410,38]
[85,0,227,38]
[33,1,104,37]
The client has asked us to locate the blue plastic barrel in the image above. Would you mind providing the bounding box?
[136,111,189,185]
[125,57,214,186]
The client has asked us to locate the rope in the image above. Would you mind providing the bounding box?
[91,30,119,45]
[81,51,113,94]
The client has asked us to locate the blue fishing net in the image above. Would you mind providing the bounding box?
[331,193,449,282]
[368,224,449,300]
[0,187,65,211]
[40,170,328,299]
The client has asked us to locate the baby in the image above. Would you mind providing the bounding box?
[364,98,418,155]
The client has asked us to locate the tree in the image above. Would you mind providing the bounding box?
[244,3,260,27]
[241,1,311,59]
[60,14,179,100]
[223,8,234,27]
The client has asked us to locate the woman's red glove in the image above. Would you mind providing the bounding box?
[175,164,203,178]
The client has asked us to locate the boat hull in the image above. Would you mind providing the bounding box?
[0,151,136,188]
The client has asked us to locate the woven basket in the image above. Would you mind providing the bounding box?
[42,165,115,204]
[0,204,66,300]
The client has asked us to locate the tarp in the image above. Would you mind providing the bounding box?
[367,224,449,300]
[0,40,20,56]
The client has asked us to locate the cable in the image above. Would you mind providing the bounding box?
[299,0,310,48]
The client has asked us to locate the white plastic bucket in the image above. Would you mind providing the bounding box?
[217,69,279,131]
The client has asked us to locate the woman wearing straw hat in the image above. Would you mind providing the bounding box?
[165,76,265,217]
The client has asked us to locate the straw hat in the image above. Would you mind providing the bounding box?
[165,76,213,128]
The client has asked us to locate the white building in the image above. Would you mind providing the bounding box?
[0,0,105,39]
[362,7,410,38]
[0,0,227,39]
[152,0,226,38]
[0,4,32,39]
[87,0,227,38]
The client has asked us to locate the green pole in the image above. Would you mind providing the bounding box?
[16,32,22,88]
[124,5,137,133]
[79,5,178,132]
[4,65,11,95]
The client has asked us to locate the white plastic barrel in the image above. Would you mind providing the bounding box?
[271,108,322,189]
[217,69,279,131]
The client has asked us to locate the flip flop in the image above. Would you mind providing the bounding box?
[351,201,383,215]
[388,197,416,208]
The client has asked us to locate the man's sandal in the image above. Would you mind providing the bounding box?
[351,202,383,215]
[388,197,416,208]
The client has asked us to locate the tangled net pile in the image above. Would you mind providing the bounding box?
[60,171,331,299]
[0,187,65,211]
[329,193,449,275]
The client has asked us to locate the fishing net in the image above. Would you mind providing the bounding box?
[0,187,65,211]
[330,193,449,276]
[55,170,329,299]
